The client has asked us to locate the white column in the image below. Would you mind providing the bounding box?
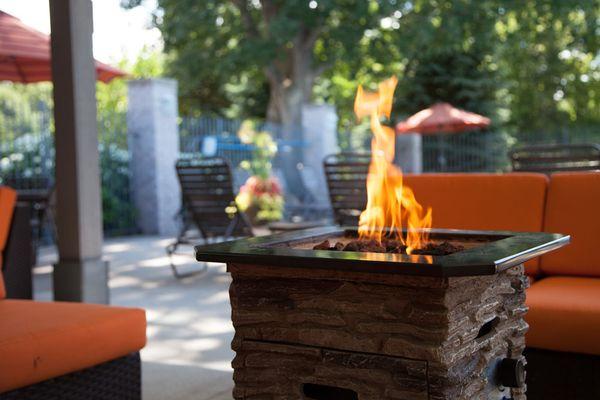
[50,0,107,303]
[301,104,339,208]
[127,79,180,236]
[395,133,423,173]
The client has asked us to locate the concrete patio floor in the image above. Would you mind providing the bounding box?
[34,235,235,400]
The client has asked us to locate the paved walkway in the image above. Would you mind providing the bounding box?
[35,236,234,400]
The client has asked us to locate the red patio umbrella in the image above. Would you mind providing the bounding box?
[0,10,125,83]
[396,102,491,134]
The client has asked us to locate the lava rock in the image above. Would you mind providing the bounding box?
[313,240,331,250]
[334,242,345,251]
[343,241,361,252]
[412,241,464,256]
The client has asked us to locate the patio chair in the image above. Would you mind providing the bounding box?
[510,143,600,173]
[0,186,146,398]
[167,157,254,278]
[323,153,370,226]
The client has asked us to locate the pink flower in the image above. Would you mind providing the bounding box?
[240,176,282,197]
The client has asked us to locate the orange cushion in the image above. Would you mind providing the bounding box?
[404,173,548,276]
[541,172,600,277]
[0,300,146,393]
[0,187,17,299]
[526,276,600,355]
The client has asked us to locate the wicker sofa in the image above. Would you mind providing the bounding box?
[326,163,600,399]
[0,187,147,399]
[403,172,600,399]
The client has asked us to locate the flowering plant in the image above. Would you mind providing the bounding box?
[235,121,284,222]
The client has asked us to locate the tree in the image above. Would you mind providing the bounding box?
[495,0,600,138]
[389,0,500,118]
[122,0,600,150]
[121,0,403,201]
[123,0,400,126]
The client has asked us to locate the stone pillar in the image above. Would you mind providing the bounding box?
[50,0,108,303]
[301,104,339,209]
[127,79,180,236]
[395,133,422,173]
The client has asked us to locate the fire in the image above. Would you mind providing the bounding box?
[354,77,432,254]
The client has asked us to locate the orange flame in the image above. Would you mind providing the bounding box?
[354,77,432,254]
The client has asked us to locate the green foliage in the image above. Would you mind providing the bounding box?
[0,83,53,142]
[395,49,498,116]
[130,0,400,119]
[99,143,138,235]
[237,121,278,179]
[0,83,54,186]
[0,48,164,235]
[0,133,54,185]
[235,121,284,222]
[96,47,165,139]
[495,0,600,135]
[125,0,599,149]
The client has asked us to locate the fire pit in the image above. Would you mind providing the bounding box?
[195,226,569,399]
[195,77,569,399]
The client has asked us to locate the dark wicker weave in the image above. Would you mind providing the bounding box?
[323,153,370,226]
[525,348,600,400]
[0,352,141,400]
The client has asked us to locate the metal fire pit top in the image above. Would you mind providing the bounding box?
[194,226,569,277]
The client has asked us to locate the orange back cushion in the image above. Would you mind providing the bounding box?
[404,173,549,276]
[541,172,600,277]
[0,187,18,299]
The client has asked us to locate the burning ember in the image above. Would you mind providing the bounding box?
[312,238,464,256]
[354,77,432,254]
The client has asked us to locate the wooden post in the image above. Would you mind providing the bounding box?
[50,0,108,303]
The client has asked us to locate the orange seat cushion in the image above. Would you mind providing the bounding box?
[0,187,18,299]
[541,172,600,277]
[404,173,548,276]
[0,300,146,393]
[526,276,600,355]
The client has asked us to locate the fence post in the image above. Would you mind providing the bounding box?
[127,79,180,236]
[395,133,423,173]
[301,104,339,209]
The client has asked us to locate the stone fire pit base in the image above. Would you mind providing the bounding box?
[228,263,529,400]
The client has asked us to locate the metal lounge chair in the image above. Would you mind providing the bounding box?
[510,143,600,174]
[167,157,253,278]
[323,153,371,227]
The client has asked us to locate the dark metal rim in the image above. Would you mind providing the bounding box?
[194,226,570,277]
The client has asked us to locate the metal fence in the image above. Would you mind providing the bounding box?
[179,116,310,166]
[179,116,311,181]
[2,98,597,237]
[0,99,137,238]
[97,112,137,236]
[180,116,249,168]
[179,116,332,220]
[512,127,600,147]
[340,127,599,173]
[422,130,511,172]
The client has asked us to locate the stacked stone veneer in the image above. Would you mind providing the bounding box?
[228,263,529,400]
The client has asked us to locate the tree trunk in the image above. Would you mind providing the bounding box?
[264,41,318,205]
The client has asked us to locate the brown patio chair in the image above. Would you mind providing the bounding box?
[323,153,370,226]
[167,156,254,278]
[510,143,600,174]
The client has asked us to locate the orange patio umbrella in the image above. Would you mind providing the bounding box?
[396,102,491,134]
[0,10,125,83]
